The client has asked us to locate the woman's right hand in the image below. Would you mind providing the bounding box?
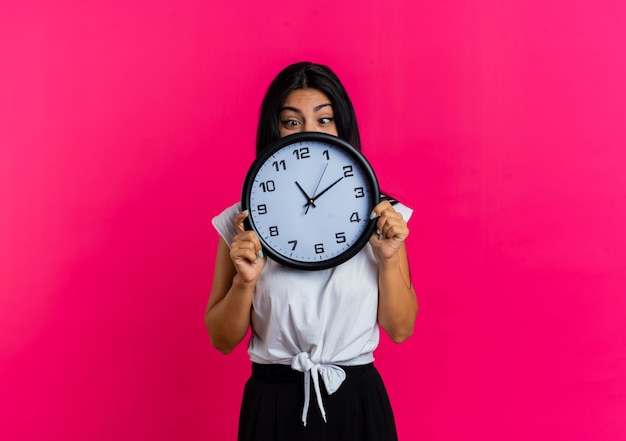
[230,210,266,283]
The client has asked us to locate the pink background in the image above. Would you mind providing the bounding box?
[2,1,626,440]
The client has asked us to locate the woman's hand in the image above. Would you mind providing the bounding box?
[230,210,266,283]
[368,200,409,262]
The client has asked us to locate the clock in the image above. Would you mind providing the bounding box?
[241,132,381,271]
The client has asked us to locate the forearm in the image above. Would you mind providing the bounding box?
[205,274,255,354]
[377,254,418,343]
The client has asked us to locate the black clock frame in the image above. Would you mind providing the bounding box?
[241,132,380,271]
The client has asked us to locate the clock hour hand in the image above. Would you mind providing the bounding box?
[295,181,316,214]
[310,176,344,203]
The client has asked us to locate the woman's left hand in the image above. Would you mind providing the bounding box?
[369,200,409,261]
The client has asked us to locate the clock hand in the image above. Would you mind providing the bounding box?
[311,163,329,198]
[302,163,329,214]
[295,181,316,209]
[310,176,344,203]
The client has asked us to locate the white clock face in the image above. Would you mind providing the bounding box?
[243,134,379,270]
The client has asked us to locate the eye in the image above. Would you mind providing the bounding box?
[319,117,334,126]
[281,119,301,128]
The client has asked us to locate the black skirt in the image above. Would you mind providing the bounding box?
[238,363,398,441]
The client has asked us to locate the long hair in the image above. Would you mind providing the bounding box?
[256,62,361,155]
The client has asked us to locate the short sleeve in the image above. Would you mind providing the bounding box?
[393,202,413,222]
[211,202,242,248]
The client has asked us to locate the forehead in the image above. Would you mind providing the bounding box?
[282,89,332,108]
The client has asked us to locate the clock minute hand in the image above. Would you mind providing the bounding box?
[310,176,344,203]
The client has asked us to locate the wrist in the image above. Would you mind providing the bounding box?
[232,273,257,291]
[376,252,400,268]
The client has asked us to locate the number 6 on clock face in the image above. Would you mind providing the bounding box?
[241,132,380,271]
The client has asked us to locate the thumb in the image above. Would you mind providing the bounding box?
[234,210,249,234]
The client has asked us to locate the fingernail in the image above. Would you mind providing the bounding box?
[258,250,264,259]
[369,211,377,220]
[254,258,259,264]
[376,229,381,235]
[242,209,249,215]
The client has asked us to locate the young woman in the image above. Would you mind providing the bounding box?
[205,62,417,441]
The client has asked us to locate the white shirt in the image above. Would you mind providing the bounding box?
[212,201,413,424]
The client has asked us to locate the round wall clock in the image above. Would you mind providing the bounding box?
[241,132,380,270]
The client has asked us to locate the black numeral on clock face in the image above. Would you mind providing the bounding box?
[257,204,267,215]
[335,232,346,243]
[343,165,354,177]
[350,212,361,223]
[293,147,310,160]
[315,243,325,254]
[354,187,364,198]
[259,180,276,192]
[272,160,286,171]
[288,240,297,250]
[269,226,279,236]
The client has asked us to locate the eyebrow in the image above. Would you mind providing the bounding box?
[280,103,333,114]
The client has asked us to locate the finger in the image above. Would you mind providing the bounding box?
[375,210,402,231]
[377,216,408,240]
[233,235,263,261]
[231,238,263,262]
[232,247,259,264]
[232,237,257,252]
[371,200,394,218]
[233,230,260,245]
[231,220,264,264]
[234,210,250,234]
[383,224,409,241]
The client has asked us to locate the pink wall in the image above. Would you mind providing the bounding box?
[2,1,625,439]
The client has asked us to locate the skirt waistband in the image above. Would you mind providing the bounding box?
[251,362,374,384]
